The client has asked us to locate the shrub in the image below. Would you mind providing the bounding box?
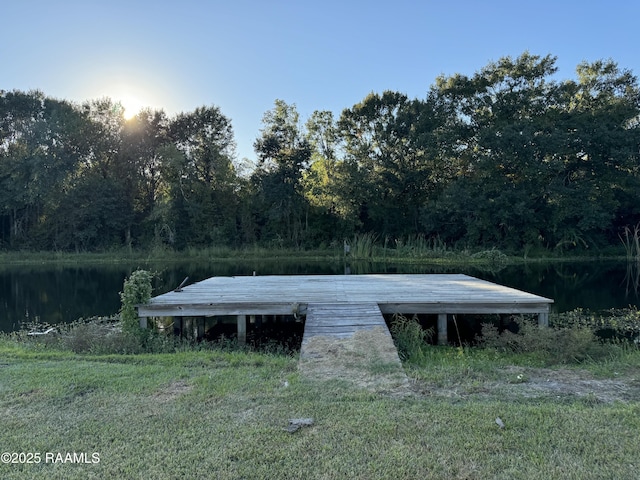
[470,248,508,267]
[478,317,616,364]
[22,317,145,354]
[119,269,154,339]
[390,314,433,363]
[552,307,640,342]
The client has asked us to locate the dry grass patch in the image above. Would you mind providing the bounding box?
[298,327,411,395]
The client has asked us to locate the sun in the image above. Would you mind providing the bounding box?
[93,78,165,120]
[117,93,145,120]
[108,84,148,120]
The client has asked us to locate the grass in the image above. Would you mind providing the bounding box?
[1,336,640,479]
[0,240,633,269]
[0,246,343,267]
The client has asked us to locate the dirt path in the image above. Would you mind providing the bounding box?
[415,365,640,403]
[299,333,640,403]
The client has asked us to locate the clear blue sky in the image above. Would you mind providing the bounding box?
[3,0,639,162]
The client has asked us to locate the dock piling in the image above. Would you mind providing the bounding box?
[237,314,247,344]
[437,313,448,345]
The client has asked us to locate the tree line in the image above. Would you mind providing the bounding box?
[1,53,639,253]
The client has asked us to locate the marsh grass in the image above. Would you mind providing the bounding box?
[346,232,378,259]
[1,339,640,479]
[392,234,453,257]
[620,223,640,261]
[0,245,342,268]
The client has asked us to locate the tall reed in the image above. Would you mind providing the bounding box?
[620,223,640,261]
[393,234,441,257]
[347,232,378,259]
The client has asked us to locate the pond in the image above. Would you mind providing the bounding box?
[1,259,639,333]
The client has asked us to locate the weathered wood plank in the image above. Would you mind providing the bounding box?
[138,274,554,320]
[378,302,551,315]
[302,303,388,342]
[300,303,391,354]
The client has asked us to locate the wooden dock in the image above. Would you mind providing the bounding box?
[137,274,554,346]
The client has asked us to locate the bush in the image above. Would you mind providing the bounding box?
[119,269,154,339]
[552,307,640,342]
[478,317,616,364]
[23,316,204,354]
[58,321,126,353]
[21,317,144,354]
[470,248,508,267]
[390,314,433,363]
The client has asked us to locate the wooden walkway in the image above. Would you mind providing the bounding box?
[137,274,554,346]
[302,303,388,343]
[299,302,409,392]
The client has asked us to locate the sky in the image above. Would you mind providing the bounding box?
[2,0,639,162]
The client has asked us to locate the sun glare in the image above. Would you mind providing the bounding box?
[118,93,144,120]
[94,78,165,120]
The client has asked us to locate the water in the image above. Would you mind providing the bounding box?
[1,259,639,332]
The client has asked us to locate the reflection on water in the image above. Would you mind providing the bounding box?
[1,259,639,332]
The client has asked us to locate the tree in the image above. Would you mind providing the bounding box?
[252,100,312,246]
[43,98,135,251]
[163,106,239,248]
[544,60,640,248]
[301,110,353,240]
[425,54,567,249]
[0,90,87,247]
[338,91,447,237]
[121,109,173,246]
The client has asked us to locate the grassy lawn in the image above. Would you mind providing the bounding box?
[1,339,639,479]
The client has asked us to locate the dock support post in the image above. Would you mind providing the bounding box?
[139,316,148,329]
[196,317,204,339]
[438,313,448,346]
[173,317,183,337]
[237,314,247,345]
[538,311,549,328]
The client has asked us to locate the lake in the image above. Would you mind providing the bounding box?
[1,259,639,332]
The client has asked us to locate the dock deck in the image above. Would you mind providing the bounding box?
[137,274,553,345]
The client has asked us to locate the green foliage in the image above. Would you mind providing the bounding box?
[251,100,313,246]
[119,269,154,339]
[164,106,240,248]
[2,52,640,254]
[28,318,144,354]
[390,313,433,363]
[392,234,452,258]
[470,248,508,266]
[552,307,640,341]
[478,317,616,364]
